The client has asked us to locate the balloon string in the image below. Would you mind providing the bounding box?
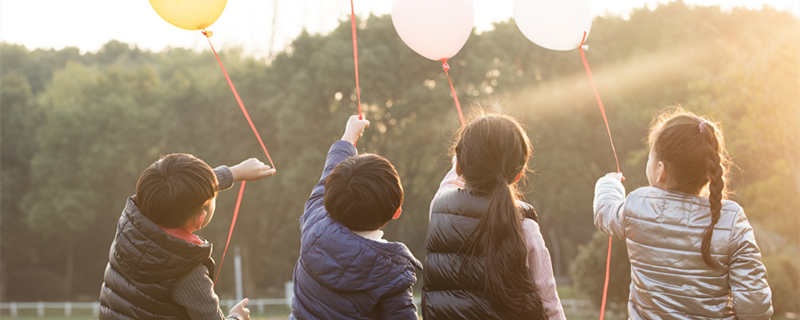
[441,59,466,126]
[203,31,274,285]
[214,180,246,285]
[599,234,612,320]
[579,31,620,320]
[350,0,363,120]
[579,32,620,174]
[202,31,276,169]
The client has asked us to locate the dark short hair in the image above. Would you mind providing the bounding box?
[324,154,403,231]
[135,153,218,228]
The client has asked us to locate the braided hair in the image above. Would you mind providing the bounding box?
[649,108,729,268]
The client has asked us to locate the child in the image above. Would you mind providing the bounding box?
[422,114,565,320]
[593,109,773,318]
[99,153,275,320]
[291,115,422,320]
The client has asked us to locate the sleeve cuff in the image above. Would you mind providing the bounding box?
[214,165,234,191]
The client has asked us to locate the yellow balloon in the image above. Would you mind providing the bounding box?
[149,0,228,31]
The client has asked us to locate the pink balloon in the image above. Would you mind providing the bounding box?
[513,0,593,51]
[391,0,474,61]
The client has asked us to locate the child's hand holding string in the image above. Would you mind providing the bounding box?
[603,172,625,182]
[341,115,370,145]
[231,158,276,181]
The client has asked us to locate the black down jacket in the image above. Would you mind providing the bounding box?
[421,187,540,320]
[99,197,214,320]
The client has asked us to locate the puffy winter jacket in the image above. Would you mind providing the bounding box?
[99,197,215,320]
[593,175,773,319]
[291,140,422,320]
[422,186,543,320]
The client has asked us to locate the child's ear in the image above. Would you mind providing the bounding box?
[656,161,667,184]
[193,210,208,230]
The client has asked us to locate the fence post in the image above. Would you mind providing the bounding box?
[257,300,264,314]
[10,302,17,317]
[65,302,72,316]
[284,281,293,307]
[37,302,44,317]
[234,247,243,302]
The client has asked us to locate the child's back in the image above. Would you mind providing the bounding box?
[100,154,274,320]
[292,199,421,319]
[101,196,216,320]
[593,109,772,319]
[595,181,772,318]
[291,116,421,320]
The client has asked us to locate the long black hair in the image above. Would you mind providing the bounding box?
[455,114,545,319]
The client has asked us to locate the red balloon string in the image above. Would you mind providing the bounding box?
[579,32,620,174]
[202,31,276,169]
[202,31,275,284]
[441,59,466,126]
[350,0,363,120]
[214,180,246,285]
[599,235,613,320]
[578,31,621,320]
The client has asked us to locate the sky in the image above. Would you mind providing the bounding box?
[1,0,798,57]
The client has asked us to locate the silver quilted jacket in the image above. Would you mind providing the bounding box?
[593,175,773,319]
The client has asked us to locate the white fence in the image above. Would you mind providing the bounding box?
[0,299,590,318]
[0,299,290,318]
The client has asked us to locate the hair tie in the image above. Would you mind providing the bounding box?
[698,120,709,133]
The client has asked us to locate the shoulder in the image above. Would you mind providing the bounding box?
[177,264,212,284]
[430,187,488,219]
[521,218,542,237]
[626,186,662,199]
[521,218,546,254]
[720,199,747,228]
[516,200,539,221]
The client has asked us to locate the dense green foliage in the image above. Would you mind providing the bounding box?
[1,2,797,314]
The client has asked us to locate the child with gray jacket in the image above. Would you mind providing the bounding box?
[593,108,772,319]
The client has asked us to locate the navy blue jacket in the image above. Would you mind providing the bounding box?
[291,141,422,320]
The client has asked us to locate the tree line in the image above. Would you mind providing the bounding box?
[1,1,798,314]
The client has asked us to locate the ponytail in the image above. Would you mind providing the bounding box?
[455,114,545,320]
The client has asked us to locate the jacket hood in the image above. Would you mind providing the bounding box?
[301,217,422,292]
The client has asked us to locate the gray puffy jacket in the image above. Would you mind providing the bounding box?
[593,175,773,319]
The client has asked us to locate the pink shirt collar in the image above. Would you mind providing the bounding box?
[160,226,205,245]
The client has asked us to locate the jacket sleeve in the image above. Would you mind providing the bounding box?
[213,166,234,191]
[522,220,566,320]
[300,140,357,231]
[172,265,240,320]
[728,209,773,319]
[376,284,418,320]
[592,174,627,239]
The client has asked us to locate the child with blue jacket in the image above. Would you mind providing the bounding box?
[291,115,422,320]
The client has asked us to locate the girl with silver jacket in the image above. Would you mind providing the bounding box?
[593,108,772,319]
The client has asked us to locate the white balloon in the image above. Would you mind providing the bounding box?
[391,0,474,61]
[513,0,593,51]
